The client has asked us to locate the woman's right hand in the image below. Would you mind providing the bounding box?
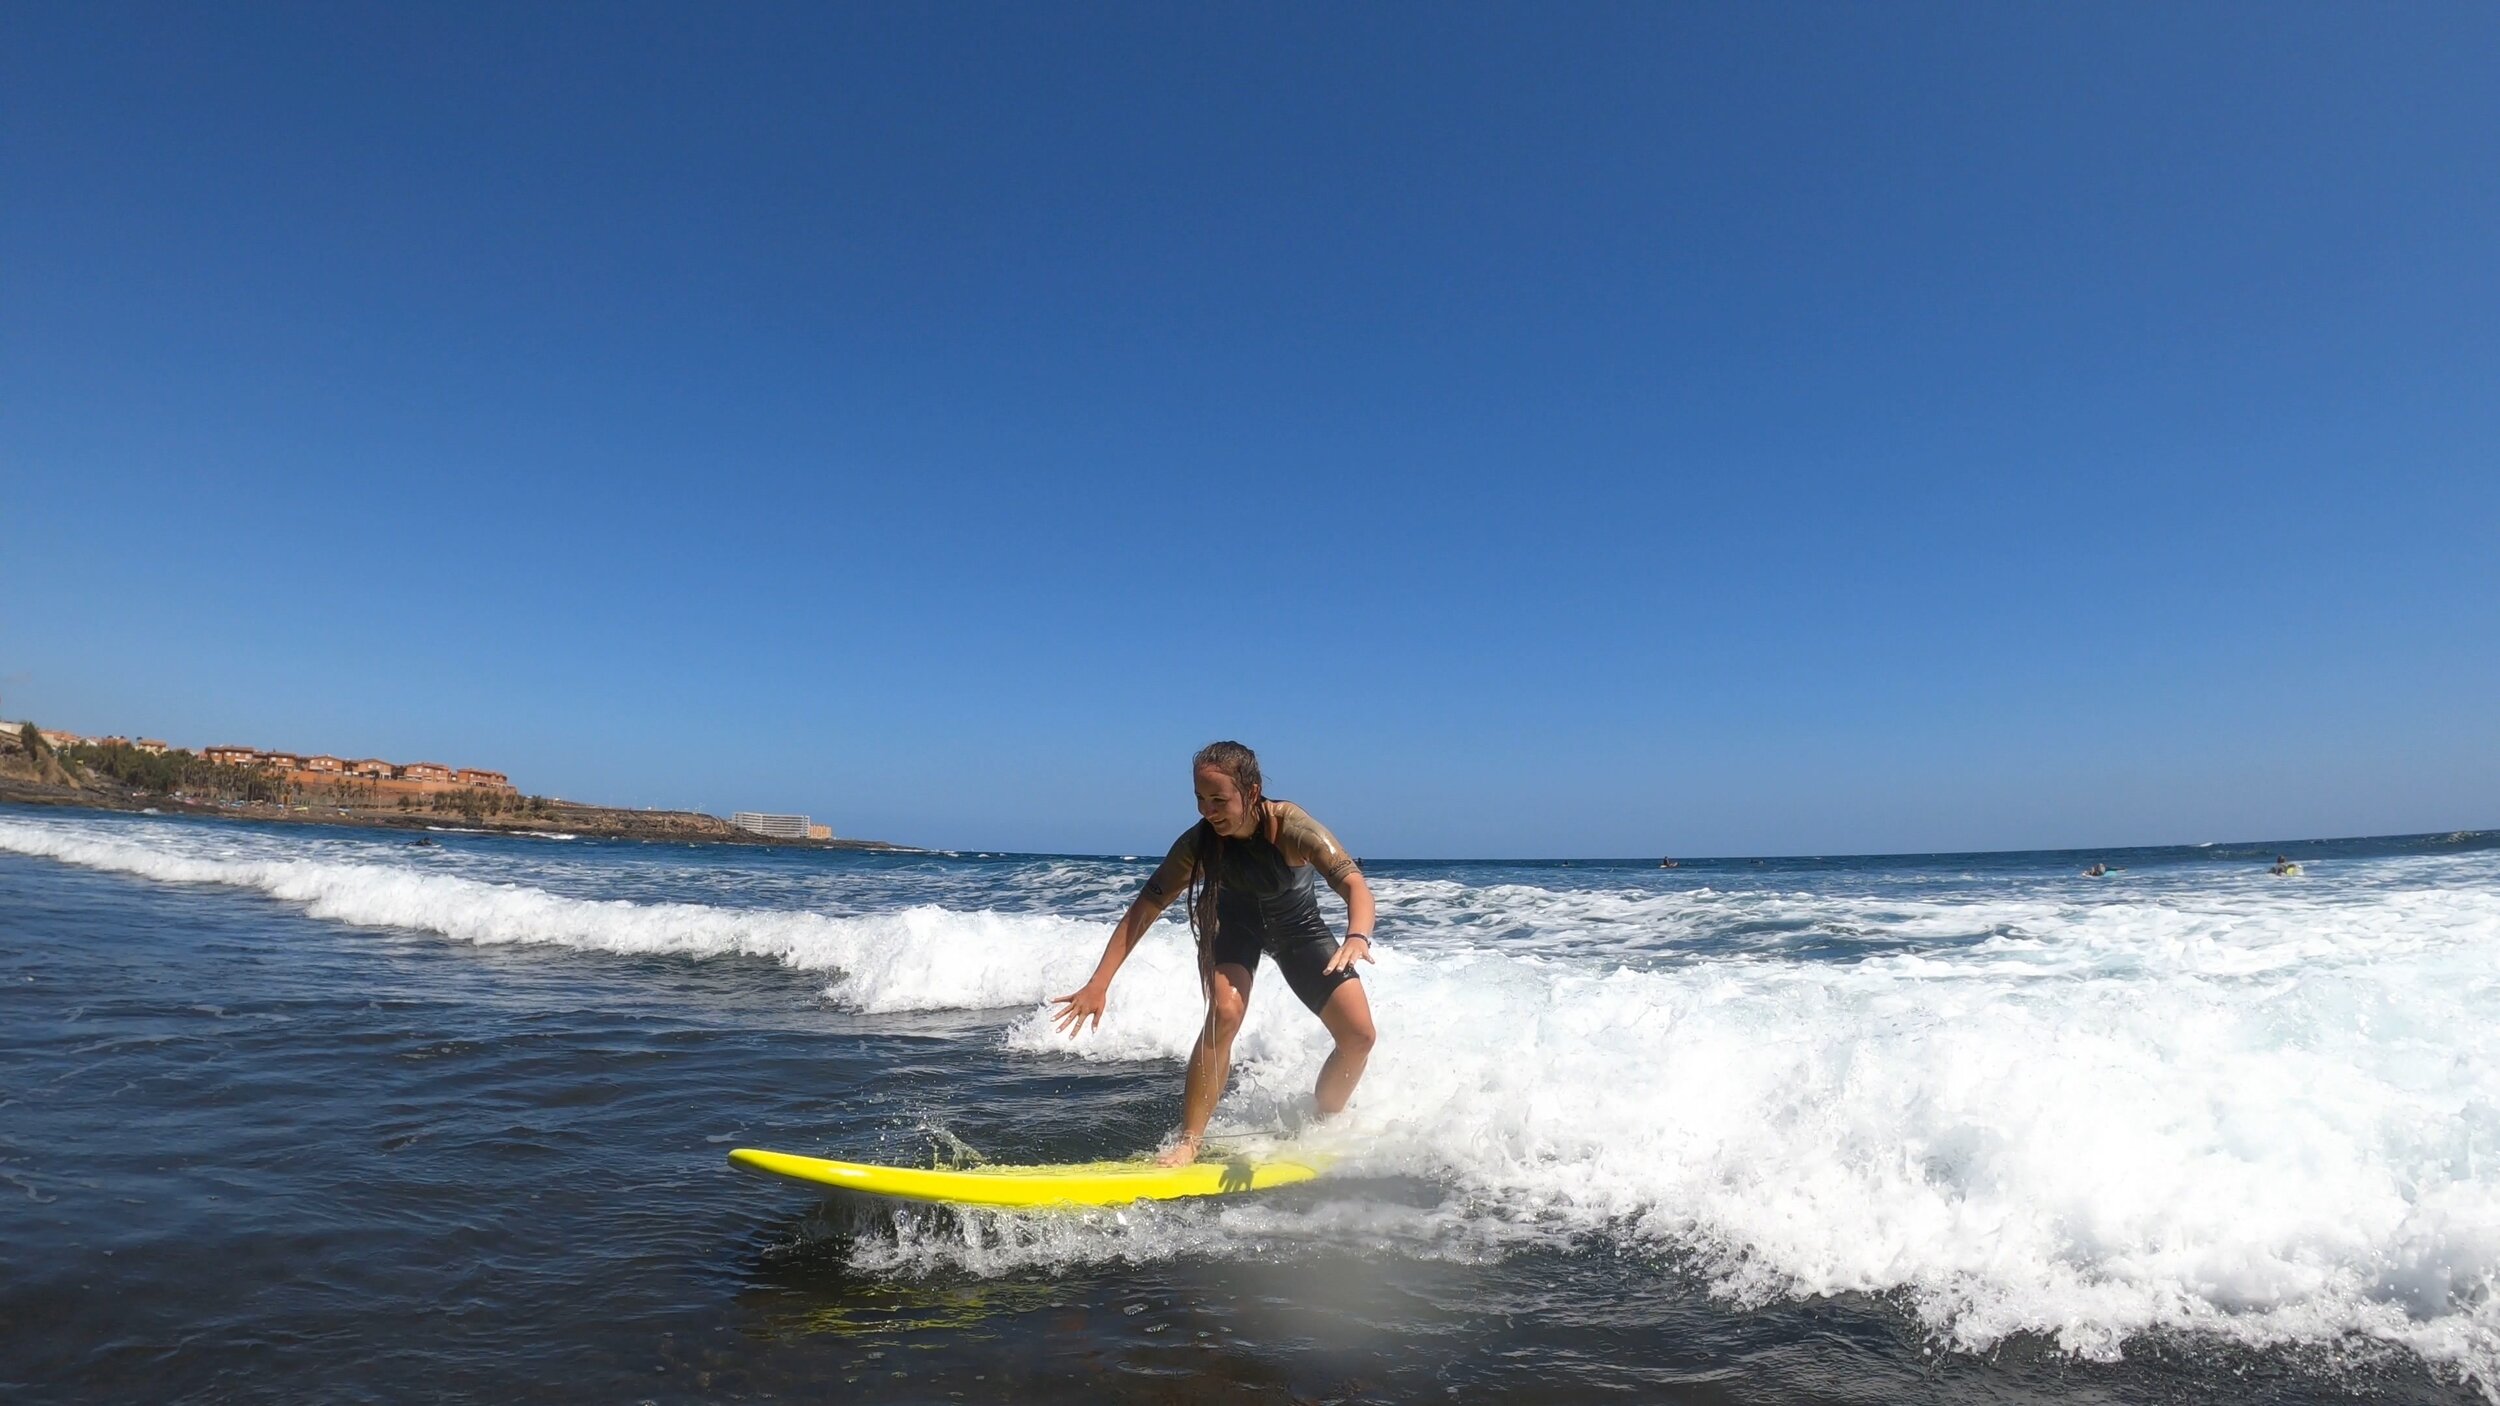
[1050,981,1109,1036]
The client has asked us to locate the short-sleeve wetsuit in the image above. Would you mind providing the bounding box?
[1138,800,1362,1015]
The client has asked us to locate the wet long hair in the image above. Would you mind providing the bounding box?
[1186,741,1264,948]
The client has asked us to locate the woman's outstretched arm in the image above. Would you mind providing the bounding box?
[1050,890,1173,1035]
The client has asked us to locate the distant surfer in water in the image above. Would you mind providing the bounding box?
[1052,741,1378,1166]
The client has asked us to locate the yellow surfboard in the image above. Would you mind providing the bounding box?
[727,1146,1324,1208]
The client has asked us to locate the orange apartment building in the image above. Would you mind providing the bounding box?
[196,746,518,797]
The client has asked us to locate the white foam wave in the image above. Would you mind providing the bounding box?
[0,817,1139,1014]
[1017,859,2500,1388]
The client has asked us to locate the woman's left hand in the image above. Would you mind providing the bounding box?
[1323,934,1374,975]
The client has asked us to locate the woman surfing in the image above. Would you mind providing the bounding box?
[1051,742,1378,1166]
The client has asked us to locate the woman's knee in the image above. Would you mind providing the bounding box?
[1208,998,1247,1038]
[1205,969,1251,1038]
[1329,999,1376,1055]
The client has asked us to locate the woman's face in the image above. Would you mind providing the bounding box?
[1194,764,1259,838]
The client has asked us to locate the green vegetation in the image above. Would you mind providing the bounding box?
[3,720,81,790]
[439,788,559,823]
[8,724,81,788]
[65,740,284,803]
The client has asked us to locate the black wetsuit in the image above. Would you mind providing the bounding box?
[1142,802,1361,1016]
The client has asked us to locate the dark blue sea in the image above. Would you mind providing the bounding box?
[5,806,2496,1403]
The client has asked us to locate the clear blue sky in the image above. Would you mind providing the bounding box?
[5,3,2495,858]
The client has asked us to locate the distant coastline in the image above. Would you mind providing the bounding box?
[0,722,911,852]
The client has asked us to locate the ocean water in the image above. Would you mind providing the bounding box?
[3,806,2496,1404]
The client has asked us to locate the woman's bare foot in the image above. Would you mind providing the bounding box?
[1154,1137,1202,1167]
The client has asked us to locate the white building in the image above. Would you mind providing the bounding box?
[731,812,812,839]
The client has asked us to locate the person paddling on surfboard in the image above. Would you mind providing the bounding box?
[1051,741,1379,1167]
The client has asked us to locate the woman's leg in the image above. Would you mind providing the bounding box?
[1312,976,1376,1116]
[1159,959,1255,1165]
